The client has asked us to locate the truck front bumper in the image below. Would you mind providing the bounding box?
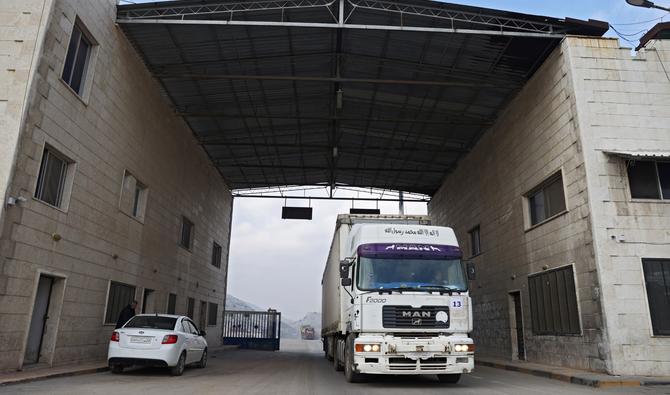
[353,335,474,375]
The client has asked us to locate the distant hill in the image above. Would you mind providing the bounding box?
[226,294,264,312]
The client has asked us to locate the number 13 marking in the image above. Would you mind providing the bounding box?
[452,300,462,308]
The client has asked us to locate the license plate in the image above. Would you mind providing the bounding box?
[130,336,151,344]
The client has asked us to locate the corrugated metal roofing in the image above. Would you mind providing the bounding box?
[604,150,670,160]
[116,0,608,195]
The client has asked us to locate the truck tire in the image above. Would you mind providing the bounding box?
[344,334,364,383]
[437,374,461,384]
[333,339,344,372]
[326,337,334,361]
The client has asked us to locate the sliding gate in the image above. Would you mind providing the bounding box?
[223,310,281,351]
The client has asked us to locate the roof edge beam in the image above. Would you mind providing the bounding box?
[115,19,565,38]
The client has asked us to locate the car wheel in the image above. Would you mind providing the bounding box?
[110,364,124,374]
[344,335,364,383]
[437,374,461,384]
[197,349,207,368]
[170,352,186,376]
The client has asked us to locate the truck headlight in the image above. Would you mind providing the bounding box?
[355,343,381,353]
[453,344,474,353]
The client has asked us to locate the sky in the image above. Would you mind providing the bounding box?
[122,0,670,321]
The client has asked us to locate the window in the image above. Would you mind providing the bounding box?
[642,259,670,335]
[187,297,195,319]
[528,266,580,335]
[105,282,136,324]
[185,320,199,335]
[125,316,177,330]
[527,172,566,227]
[180,216,194,250]
[120,171,148,220]
[211,242,222,268]
[468,226,481,257]
[35,148,71,208]
[207,302,218,326]
[627,160,670,200]
[167,293,177,314]
[62,21,94,95]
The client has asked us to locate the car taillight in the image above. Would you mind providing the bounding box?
[162,335,178,344]
[110,331,119,342]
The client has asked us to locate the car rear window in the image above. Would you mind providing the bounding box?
[124,316,177,330]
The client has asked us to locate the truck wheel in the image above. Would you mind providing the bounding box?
[344,335,364,383]
[325,337,333,361]
[333,338,344,371]
[437,374,461,384]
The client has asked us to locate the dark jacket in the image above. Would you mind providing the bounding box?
[115,305,136,329]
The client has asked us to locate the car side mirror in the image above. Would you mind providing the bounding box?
[341,278,352,287]
[200,330,207,337]
[465,262,476,281]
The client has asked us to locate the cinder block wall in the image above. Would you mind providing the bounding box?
[0,0,232,370]
[429,40,607,372]
[568,37,670,376]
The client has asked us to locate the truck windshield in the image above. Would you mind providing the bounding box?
[357,257,467,291]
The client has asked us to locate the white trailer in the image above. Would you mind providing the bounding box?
[321,214,474,383]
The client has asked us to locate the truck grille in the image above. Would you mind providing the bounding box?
[382,306,450,328]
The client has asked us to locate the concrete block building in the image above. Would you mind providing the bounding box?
[430,33,670,376]
[0,0,232,371]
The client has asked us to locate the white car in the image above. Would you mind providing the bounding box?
[108,314,208,376]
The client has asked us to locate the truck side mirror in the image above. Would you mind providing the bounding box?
[341,278,352,287]
[465,262,476,281]
[339,259,352,279]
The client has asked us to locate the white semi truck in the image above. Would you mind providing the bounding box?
[321,214,475,383]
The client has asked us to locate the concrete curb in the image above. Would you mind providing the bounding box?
[476,360,668,388]
[0,365,109,387]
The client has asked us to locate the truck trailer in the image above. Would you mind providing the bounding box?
[321,214,474,383]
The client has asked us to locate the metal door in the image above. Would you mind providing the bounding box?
[142,289,155,313]
[199,301,207,330]
[24,276,54,364]
[511,291,526,360]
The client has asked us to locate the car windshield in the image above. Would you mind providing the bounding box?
[357,257,467,291]
[124,316,177,330]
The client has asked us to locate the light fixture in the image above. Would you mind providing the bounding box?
[625,0,670,11]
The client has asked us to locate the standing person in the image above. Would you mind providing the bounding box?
[116,300,138,328]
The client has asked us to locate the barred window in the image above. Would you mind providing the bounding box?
[105,282,136,324]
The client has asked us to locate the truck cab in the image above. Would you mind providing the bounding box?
[322,217,474,383]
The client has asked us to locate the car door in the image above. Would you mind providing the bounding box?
[179,319,196,364]
[187,320,205,358]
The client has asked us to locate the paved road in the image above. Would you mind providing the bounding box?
[2,340,669,395]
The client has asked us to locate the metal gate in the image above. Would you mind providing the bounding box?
[223,310,281,351]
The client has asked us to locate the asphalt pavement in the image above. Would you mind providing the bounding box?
[2,339,669,395]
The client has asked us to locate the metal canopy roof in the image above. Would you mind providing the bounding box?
[117,0,607,195]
